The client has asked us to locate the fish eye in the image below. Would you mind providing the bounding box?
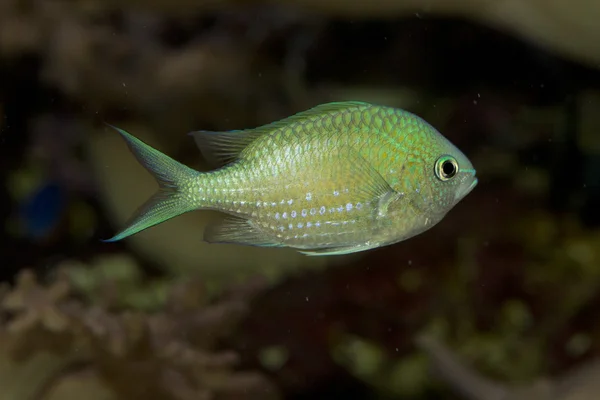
[435,156,458,181]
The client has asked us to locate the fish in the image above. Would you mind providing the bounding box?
[104,101,477,256]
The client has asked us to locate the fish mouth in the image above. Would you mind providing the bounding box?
[456,172,478,200]
[468,176,478,192]
[463,176,478,197]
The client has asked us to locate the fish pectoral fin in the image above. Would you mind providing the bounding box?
[299,242,382,256]
[188,129,263,167]
[342,149,397,203]
[376,191,404,218]
[203,215,284,247]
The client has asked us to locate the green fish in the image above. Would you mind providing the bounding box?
[104,101,477,256]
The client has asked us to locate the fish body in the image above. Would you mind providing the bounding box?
[105,101,477,256]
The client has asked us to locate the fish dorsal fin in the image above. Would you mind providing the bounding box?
[190,102,372,168]
[281,101,371,120]
[203,215,285,247]
[189,129,263,168]
[262,101,371,131]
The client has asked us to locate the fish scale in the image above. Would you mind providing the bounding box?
[104,101,477,256]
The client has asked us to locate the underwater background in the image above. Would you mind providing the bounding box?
[1,1,600,399]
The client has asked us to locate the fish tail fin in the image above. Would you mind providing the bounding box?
[103,124,200,242]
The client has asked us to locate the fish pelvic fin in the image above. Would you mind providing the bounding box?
[103,124,200,242]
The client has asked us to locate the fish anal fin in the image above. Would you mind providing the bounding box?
[189,129,263,168]
[204,215,284,247]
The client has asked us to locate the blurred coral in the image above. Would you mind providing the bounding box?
[0,265,280,400]
[417,334,600,400]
